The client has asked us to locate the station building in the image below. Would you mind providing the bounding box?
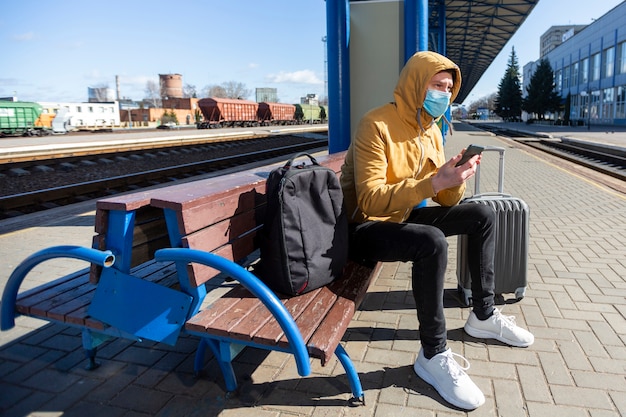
[523,1,626,126]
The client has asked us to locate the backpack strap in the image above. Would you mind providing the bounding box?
[285,152,320,168]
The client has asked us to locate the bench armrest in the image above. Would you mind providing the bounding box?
[154,248,311,378]
[1,246,115,331]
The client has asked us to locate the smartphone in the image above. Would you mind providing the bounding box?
[455,144,485,167]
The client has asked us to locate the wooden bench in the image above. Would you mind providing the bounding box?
[0,151,381,403]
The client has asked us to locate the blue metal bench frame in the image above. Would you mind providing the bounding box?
[154,247,364,402]
[1,244,366,402]
[1,246,116,369]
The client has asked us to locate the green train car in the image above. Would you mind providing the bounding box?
[294,104,328,124]
[0,101,49,136]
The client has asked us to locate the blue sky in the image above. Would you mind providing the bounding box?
[1,0,623,106]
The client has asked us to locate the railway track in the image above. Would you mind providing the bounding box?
[3,124,623,220]
[521,139,626,181]
[473,123,626,193]
[0,134,326,219]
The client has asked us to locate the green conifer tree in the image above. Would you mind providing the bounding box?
[494,47,523,121]
[522,58,562,120]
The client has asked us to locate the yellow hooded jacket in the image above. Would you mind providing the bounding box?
[340,51,464,224]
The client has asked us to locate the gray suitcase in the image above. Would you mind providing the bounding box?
[456,146,529,306]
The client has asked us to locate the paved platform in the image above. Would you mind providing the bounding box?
[0,122,625,416]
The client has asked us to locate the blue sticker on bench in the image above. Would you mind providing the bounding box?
[88,268,192,346]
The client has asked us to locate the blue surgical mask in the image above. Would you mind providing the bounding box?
[423,89,451,118]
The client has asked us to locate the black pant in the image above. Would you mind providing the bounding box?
[349,203,496,358]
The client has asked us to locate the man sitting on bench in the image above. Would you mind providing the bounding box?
[339,51,534,411]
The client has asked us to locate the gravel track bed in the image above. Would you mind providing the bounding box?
[0,136,317,197]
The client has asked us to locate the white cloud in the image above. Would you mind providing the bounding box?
[265,70,322,84]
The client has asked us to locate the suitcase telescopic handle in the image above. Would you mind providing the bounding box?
[474,146,506,195]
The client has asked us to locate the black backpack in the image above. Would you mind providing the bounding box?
[256,153,349,295]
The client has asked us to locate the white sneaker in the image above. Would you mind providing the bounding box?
[464,308,534,347]
[413,348,485,410]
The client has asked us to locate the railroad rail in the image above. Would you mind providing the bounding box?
[522,139,626,181]
[473,123,626,194]
[0,134,326,219]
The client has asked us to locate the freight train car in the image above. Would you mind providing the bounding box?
[0,101,50,136]
[294,103,327,124]
[257,102,296,126]
[196,97,259,128]
[320,105,328,122]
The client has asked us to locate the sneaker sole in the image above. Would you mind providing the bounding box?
[464,324,533,347]
[413,360,484,410]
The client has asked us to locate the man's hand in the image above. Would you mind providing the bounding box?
[431,150,481,194]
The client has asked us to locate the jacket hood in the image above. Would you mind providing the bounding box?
[393,51,461,128]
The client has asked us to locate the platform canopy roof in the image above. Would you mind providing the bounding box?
[428,0,539,103]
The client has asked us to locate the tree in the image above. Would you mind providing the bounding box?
[222,81,251,99]
[144,80,161,108]
[522,58,562,119]
[468,92,497,116]
[494,47,523,121]
[161,109,178,125]
[183,83,197,98]
[202,85,226,98]
[201,82,251,100]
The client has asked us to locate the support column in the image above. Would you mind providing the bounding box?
[404,0,429,60]
[326,0,351,153]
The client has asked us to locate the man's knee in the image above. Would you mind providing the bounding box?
[419,227,448,257]
[464,203,496,227]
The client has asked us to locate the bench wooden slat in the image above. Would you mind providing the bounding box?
[18,273,93,317]
[198,296,265,339]
[185,285,250,331]
[187,284,279,343]
[188,261,376,364]
[152,170,265,210]
[45,283,97,322]
[15,261,178,330]
[223,299,275,341]
[251,287,323,345]
[307,261,381,364]
[177,185,265,236]
[183,209,260,252]
[281,286,338,347]
[15,268,87,304]
[95,191,156,214]
[182,230,258,288]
